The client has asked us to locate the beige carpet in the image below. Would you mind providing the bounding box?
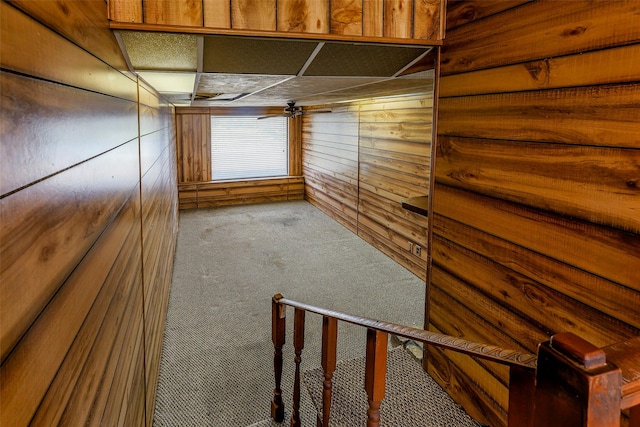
[153,200,472,426]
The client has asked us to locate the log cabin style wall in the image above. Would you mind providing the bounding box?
[430,1,640,425]
[303,93,432,280]
[175,107,305,209]
[108,0,444,44]
[0,2,178,426]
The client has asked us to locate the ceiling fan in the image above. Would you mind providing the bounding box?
[257,101,331,120]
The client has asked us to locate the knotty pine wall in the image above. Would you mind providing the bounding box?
[303,94,432,280]
[0,2,178,426]
[176,107,305,208]
[429,1,640,425]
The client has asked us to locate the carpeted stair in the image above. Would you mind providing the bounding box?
[251,347,481,427]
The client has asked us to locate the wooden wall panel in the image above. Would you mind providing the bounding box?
[362,0,383,37]
[109,0,143,24]
[232,0,277,31]
[302,105,360,230]
[278,0,329,33]
[176,107,305,208]
[143,0,203,26]
[176,112,212,183]
[302,94,432,280]
[0,72,138,196]
[1,3,178,427]
[441,0,640,75]
[413,0,441,40]
[331,0,363,36]
[432,1,640,425]
[357,95,431,280]
[8,0,129,70]
[383,0,413,39]
[139,92,178,425]
[204,0,231,28]
[109,0,445,43]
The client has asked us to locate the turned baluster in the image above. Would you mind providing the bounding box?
[364,328,388,427]
[271,294,286,422]
[291,308,306,427]
[318,316,338,427]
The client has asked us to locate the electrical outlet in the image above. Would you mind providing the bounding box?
[414,245,421,256]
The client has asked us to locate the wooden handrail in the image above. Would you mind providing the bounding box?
[274,294,537,369]
[271,293,640,427]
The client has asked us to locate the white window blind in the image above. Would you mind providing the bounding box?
[211,116,288,181]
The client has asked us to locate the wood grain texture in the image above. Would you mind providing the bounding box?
[331,0,363,36]
[413,0,441,40]
[1,187,142,427]
[432,1,640,424]
[143,0,203,26]
[441,0,640,75]
[436,136,640,232]
[204,0,231,28]
[289,116,303,176]
[0,71,138,196]
[278,0,329,33]
[8,0,128,70]
[303,95,432,279]
[108,0,443,43]
[139,95,177,425]
[357,95,431,278]
[28,192,141,425]
[0,2,137,101]
[192,177,305,208]
[109,0,143,23]
[383,0,413,39]
[0,140,140,364]
[433,183,640,294]
[1,4,179,427]
[303,106,360,229]
[445,0,532,31]
[438,84,640,149]
[232,0,277,30]
[176,113,212,182]
[362,0,383,37]
[440,43,640,97]
[433,214,640,330]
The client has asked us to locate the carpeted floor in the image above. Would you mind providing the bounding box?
[153,200,467,426]
[303,348,479,426]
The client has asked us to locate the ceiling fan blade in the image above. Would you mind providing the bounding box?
[257,114,288,120]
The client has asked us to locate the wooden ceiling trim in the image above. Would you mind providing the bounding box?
[109,21,442,46]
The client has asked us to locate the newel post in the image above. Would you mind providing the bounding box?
[533,332,622,427]
[271,294,286,422]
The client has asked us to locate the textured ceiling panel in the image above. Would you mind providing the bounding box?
[203,36,318,74]
[196,73,291,96]
[290,70,434,105]
[118,31,198,71]
[303,43,429,77]
[246,76,385,105]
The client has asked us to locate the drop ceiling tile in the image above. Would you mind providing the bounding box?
[203,35,319,74]
[196,73,291,96]
[118,31,198,71]
[303,43,429,77]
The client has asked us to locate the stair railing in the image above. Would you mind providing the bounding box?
[271,293,640,427]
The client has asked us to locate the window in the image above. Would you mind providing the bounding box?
[211,116,288,181]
